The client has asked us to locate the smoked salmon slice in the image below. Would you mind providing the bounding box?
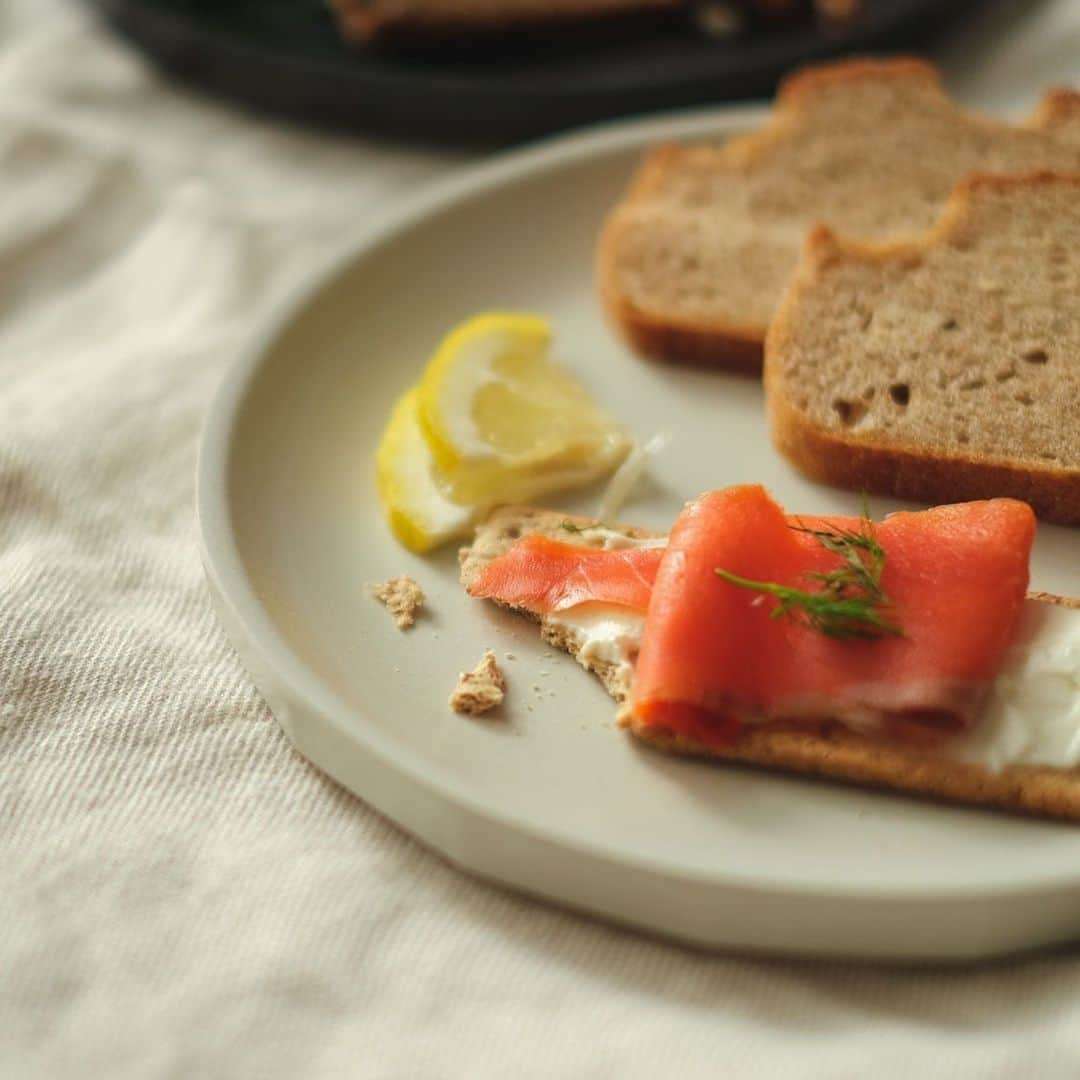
[466,487,1036,747]
[467,533,663,614]
[633,486,1035,746]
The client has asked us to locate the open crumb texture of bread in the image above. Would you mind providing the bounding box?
[449,650,506,715]
[765,171,1080,525]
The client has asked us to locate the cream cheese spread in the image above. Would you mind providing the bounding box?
[548,594,1080,773]
[952,601,1080,771]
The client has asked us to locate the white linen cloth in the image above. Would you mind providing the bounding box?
[1,5,1079,1077]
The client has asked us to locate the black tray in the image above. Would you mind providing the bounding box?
[86,1,984,145]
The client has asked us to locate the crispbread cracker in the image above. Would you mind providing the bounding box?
[460,505,658,703]
[598,57,1080,371]
[461,507,1080,820]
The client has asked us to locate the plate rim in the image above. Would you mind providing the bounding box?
[197,101,1080,913]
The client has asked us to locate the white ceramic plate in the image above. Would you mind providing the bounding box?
[199,104,1080,963]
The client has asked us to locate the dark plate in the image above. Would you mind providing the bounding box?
[85,0,984,145]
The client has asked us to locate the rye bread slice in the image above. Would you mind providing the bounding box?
[330,0,684,43]
[597,57,1080,372]
[460,505,1080,820]
[330,0,853,43]
[765,171,1080,526]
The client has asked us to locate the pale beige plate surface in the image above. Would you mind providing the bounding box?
[199,105,1080,962]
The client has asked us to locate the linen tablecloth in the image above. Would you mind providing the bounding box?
[2,5,1080,1077]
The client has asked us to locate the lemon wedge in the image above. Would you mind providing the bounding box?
[376,314,632,552]
[416,313,630,505]
[375,388,475,553]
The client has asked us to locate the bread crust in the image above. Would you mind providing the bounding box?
[331,0,683,42]
[461,506,1080,821]
[765,172,1080,526]
[776,54,940,100]
[1029,86,1080,136]
[598,57,1080,371]
[596,246,765,373]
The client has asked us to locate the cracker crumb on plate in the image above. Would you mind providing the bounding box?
[449,650,505,716]
[369,575,424,630]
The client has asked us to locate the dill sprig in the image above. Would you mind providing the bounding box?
[714,506,903,641]
[560,520,611,534]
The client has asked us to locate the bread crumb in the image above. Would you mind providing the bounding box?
[504,652,517,661]
[369,575,424,630]
[449,651,505,716]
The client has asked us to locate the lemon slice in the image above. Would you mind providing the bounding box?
[375,388,475,553]
[376,314,634,552]
[417,313,630,505]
